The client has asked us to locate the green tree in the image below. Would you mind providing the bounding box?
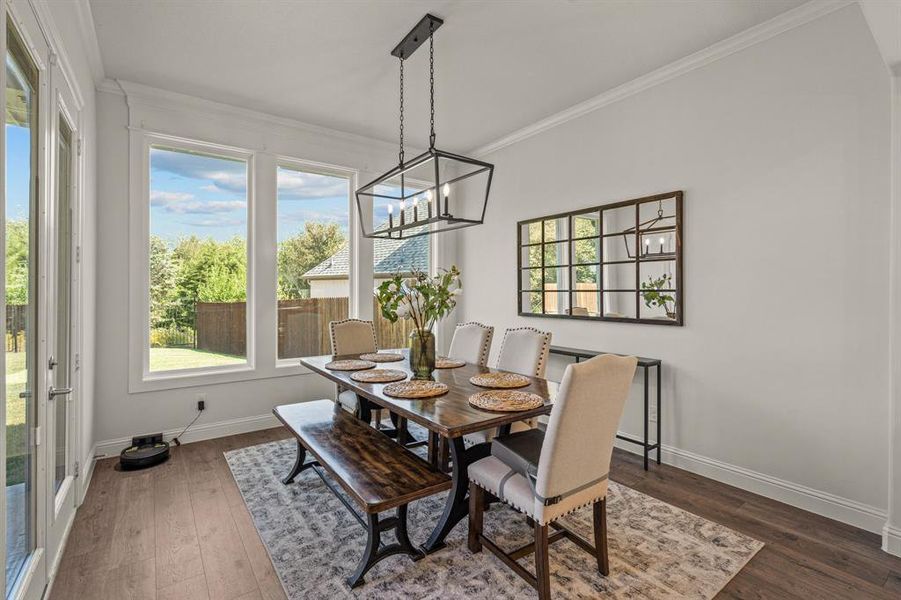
[277,222,345,299]
[149,235,176,327]
[5,219,29,305]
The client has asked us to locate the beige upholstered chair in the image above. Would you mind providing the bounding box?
[447,322,494,367]
[329,319,378,414]
[496,327,552,377]
[463,327,551,446]
[467,354,638,599]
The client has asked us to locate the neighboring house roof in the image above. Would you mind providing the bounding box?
[303,212,429,280]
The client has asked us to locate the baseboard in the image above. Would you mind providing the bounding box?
[43,507,77,599]
[883,523,901,556]
[78,444,98,505]
[613,435,887,535]
[93,413,281,458]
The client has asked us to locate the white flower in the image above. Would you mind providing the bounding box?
[388,282,397,292]
[396,303,410,319]
[451,287,462,296]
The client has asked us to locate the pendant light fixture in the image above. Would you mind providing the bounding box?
[356,14,494,239]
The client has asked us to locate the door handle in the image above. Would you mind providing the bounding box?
[48,387,72,399]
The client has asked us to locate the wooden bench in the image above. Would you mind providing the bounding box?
[273,400,452,588]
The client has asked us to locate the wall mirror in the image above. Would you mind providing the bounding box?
[517,191,683,325]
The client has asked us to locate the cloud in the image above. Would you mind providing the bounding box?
[277,168,349,201]
[151,147,247,195]
[185,217,245,228]
[151,189,246,215]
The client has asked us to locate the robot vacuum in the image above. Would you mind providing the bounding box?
[120,433,170,470]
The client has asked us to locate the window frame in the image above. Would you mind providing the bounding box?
[273,155,358,368]
[129,132,256,392]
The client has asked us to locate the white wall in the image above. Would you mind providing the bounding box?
[458,5,892,531]
[92,83,460,453]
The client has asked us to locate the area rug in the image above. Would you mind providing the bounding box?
[225,440,762,599]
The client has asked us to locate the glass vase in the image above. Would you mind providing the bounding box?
[408,329,436,379]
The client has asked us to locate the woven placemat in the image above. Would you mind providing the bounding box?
[435,357,466,369]
[469,390,545,412]
[350,369,408,383]
[358,352,404,363]
[324,359,376,371]
[383,380,449,399]
[469,372,531,389]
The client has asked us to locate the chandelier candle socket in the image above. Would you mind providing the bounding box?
[356,13,493,240]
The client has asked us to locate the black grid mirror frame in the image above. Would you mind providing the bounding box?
[516,191,683,326]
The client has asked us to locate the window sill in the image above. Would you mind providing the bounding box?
[129,362,315,394]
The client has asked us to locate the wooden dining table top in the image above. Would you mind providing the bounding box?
[300,350,558,439]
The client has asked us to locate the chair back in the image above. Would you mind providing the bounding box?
[329,319,377,355]
[496,327,552,377]
[534,354,637,502]
[447,322,494,366]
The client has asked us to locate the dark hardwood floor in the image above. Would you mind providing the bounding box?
[49,426,901,599]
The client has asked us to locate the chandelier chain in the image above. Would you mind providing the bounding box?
[399,56,405,164]
[429,26,436,149]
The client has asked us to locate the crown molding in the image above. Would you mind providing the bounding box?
[469,0,855,157]
[73,0,105,83]
[97,78,406,152]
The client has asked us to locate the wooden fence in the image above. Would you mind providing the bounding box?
[6,305,27,352]
[195,297,417,358]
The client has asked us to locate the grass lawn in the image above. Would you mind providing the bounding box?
[6,351,27,486]
[150,346,245,372]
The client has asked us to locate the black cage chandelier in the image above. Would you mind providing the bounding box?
[356,14,494,239]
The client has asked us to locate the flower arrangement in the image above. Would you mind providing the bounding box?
[375,266,462,377]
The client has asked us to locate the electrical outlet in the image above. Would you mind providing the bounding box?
[196,393,207,412]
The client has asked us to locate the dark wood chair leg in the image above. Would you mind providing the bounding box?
[593,498,609,576]
[534,521,551,600]
[468,482,484,553]
[372,408,382,429]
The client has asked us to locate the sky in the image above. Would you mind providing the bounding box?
[150,146,352,244]
[6,125,31,223]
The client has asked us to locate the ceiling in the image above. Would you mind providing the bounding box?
[89,0,805,152]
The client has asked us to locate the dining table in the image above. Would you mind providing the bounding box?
[300,349,558,553]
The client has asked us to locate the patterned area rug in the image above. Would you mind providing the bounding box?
[225,440,762,599]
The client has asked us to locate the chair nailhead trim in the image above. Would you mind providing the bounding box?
[497,327,552,377]
[471,479,606,526]
[455,322,495,367]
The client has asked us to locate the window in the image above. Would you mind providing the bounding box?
[147,143,250,372]
[276,163,351,359]
[371,182,431,348]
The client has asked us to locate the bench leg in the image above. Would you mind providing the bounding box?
[346,505,424,589]
[281,439,315,485]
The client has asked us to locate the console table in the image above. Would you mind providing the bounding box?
[549,345,662,470]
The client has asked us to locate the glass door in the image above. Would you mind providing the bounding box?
[5,20,39,598]
[51,115,72,497]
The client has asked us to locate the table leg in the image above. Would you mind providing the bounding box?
[643,366,649,471]
[356,394,371,424]
[428,431,438,468]
[422,436,490,554]
[656,364,662,465]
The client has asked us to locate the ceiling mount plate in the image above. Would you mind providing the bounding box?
[391,13,444,59]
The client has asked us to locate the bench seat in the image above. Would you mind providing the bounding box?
[273,400,451,587]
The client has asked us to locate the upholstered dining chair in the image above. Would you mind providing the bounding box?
[329,319,379,419]
[463,327,552,446]
[447,322,494,367]
[467,353,638,599]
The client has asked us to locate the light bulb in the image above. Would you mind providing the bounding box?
[387,204,393,214]
[425,189,433,201]
[413,196,419,207]
[644,239,650,246]
[443,183,450,198]
[400,199,406,210]
[659,237,665,245]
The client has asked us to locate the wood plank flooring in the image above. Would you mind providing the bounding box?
[50,427,901,599]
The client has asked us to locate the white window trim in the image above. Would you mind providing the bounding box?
[274,155,358,370]
[128,131,256,393]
